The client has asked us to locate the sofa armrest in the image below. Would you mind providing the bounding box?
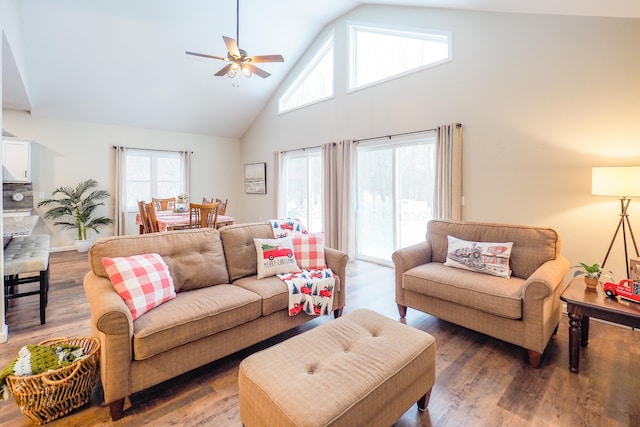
[523,255,571,300]
[392,241,432,307]
[83,272,134,404]
[324,247,349,310]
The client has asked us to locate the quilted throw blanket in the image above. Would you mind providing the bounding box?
[278,269,336,316]
[0,343,85,400]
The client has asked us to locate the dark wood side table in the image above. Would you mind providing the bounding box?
[560,277,640,373]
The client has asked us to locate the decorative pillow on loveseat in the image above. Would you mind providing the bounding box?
[102,253,176,320]
[291,232,326,270]
[444,235,513,278]
[254,236,301,279]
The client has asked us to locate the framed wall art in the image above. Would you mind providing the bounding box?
[244,162,266,194]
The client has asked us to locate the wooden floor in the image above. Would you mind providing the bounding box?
[1,251,640,426]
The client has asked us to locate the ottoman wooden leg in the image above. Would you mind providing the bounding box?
[397,304,407,318]
[417,389,432,412]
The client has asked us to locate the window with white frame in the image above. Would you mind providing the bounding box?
[348,23,451,91]
[280,149,323,232]
[125,149,185,210]
[356,132,436,264]
[279,33,334,113]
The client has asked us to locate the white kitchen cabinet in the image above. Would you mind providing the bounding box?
[3,137,32,182]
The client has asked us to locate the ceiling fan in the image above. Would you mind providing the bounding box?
[185,0,284,78]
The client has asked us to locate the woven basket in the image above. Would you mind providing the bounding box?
[6,337,100,425]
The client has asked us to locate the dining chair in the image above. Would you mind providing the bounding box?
[202,197,214,204]
[152,197,176,212]
[138,200,149,234]
[215,198,228,215]
[189,202,219,229]
[144,202,160,233]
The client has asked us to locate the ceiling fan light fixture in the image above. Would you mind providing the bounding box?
[241,65,252,77]
[227,62,239,78]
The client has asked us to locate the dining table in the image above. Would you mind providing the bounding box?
[135,210,235,233]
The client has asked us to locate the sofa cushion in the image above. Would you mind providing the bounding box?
[102,253,176,320]
[132,284,262,360]
[89,228,230,292]
[220,222,276,281]
[402,262,524,319]
[233,275,289,316]
[444,236,513,278]
[426,220,560,279]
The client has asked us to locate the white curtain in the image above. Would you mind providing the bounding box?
[273,150,285,217]
[114,146,127,235]
[181,150,192,198]
[434,123,463,220]
[322,140,356,258]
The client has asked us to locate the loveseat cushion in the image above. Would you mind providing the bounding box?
[426,220,561,279]
[89,228,230,292]
[402,262,525,319]
[220,222,275,281]
[233,275,289,316]
[132,284,261,360]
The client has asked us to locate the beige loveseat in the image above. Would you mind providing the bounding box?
[392,219,569,368]
[83,222,348,420]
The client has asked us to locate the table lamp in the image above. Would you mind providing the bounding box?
[592,166,640,278]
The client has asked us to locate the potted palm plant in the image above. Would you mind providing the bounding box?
[37,179,113,252]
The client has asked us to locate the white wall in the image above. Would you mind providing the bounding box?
[240,5,640,281]
[2,109,241,249]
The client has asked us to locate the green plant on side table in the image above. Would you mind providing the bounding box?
[38,179,113,252]
[572,262,613,291]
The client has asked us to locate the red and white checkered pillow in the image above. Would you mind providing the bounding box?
[292,232,326,270]
[102,253,176,320]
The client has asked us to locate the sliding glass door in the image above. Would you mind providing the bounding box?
[356,133,435,264]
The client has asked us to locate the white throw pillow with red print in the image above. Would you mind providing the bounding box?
[254,236,301,279]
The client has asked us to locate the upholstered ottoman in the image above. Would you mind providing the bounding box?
[238,308,436,427]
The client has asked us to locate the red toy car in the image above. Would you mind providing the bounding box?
[603,279,640,304]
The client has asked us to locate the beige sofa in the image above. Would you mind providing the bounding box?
[392,219,569,368]
[83,222,348,420]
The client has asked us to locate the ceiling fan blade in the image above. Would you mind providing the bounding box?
[185,51,227,61]
[223,36,240,58]
[214,64,233,76]
[244,63,271,78]
[250,54,285,63]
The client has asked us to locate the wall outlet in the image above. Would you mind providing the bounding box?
[39,192,45,198]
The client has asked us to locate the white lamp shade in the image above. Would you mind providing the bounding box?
[592,166,640,197]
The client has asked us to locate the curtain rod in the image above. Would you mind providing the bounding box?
[113,145,193,154]
[354,124,462,143]
[354,128,436,143]
[279,144,322,155]
[279,123,462,153]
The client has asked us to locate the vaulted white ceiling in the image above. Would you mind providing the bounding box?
[3,0,640,138]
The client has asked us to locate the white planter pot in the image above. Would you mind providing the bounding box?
[74,239,94,252]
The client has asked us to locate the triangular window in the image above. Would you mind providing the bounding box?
[279,33,334,113]
[349,23,451,91]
